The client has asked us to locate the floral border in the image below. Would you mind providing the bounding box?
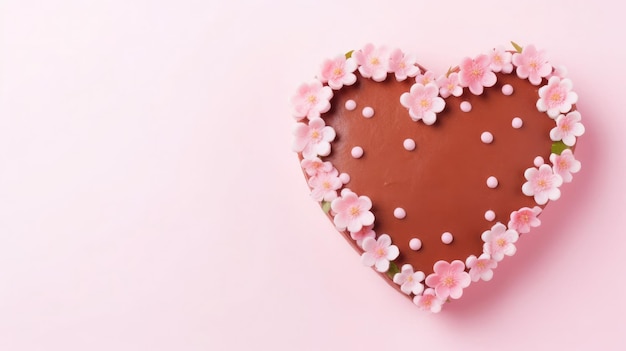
[291,42,585,313]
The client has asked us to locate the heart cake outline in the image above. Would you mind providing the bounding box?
[291,42,584,312]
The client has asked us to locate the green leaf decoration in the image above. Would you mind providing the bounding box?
[511,41,523,53]
[551,140,570,155]
[386,261,400,279]
[322,201,331,213]
[446,66,454,77]
[345,50,354,59]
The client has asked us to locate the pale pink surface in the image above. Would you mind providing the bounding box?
[1,1,625,351]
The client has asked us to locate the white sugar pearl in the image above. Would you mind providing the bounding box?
[362,106,374,118]
[534,156,545,167]
[481,131,493,144]
[403,138,416,151]
[502,84,514,95]
[441,232,454,244]
[345,99,357,110]
[512,117,523,129]
[460,101,472,112]
[409,238,422,251]
[339,173,350,184]
[394,207,406,219]
[484,210,496,221]
[486,176,498,188]
[351,146,363,158]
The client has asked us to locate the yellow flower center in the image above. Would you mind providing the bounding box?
[350,206,360,216]
[497,238,507,248]
[370,57,380,65]
[311,130,320,139]
[307,95,317,103]
[333,67,343,76]
[420,99,430,108]
[443,276,455,287]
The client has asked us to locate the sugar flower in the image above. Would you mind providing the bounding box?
[548,65,568,79]
[388,48,420,81]
[353,44,390,82]
[319,55,358,90]
[331,190,375,232]
[550,111,585,146]
[399,83,445,125]
[436,72,463,98]
[425,260,471,300]
[291,80,333,120]
[413,288,444,313]
[512,45,552,85]
[522,164,563,205]
[308,168,342,202]
[300,157,333,177]
[537,76,578,118]
[292,118,336,159]
[349,225,376,248]
[489,46,513,73]
[415,71,436,86]
[458,54,497,95]
[393,264,426,295]
[481,222,519,262]
[508,206,542,234]
[361,234,399,273]
[465,253,498,282]
[550,149,581,183]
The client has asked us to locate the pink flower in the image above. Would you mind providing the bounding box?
[550,149,581,183]
[292,118,336,159]
[537,76,578,118]
[349,225,376,248]
[547,65,568,79]
[481,222,519,262]
[415,71,436,85]
[458,54,497,95]
[550,111,585,146]
[388,48,420,81]
[399,83,445,125]
[413,288,444,313]
[508,206,542,234]
[522,164,563,205]
[319,55,358,90]
[300,157,333,177]
[393,264,426,295]
[361,234,399,273]
[465,253,498,282]
[489,46,513,73]
[436,72,463,98]
[353,44,390,82]
[512,45,552,85]
[331,190,375,232]
[425,260,471,300]
[308,168,342,202]
[291,80,333,120]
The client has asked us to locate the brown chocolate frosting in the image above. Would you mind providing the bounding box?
[303,71,557,291]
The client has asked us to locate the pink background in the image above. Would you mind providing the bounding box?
[0,0,624,350]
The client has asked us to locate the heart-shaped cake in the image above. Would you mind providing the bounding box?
[290,42,584,312]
